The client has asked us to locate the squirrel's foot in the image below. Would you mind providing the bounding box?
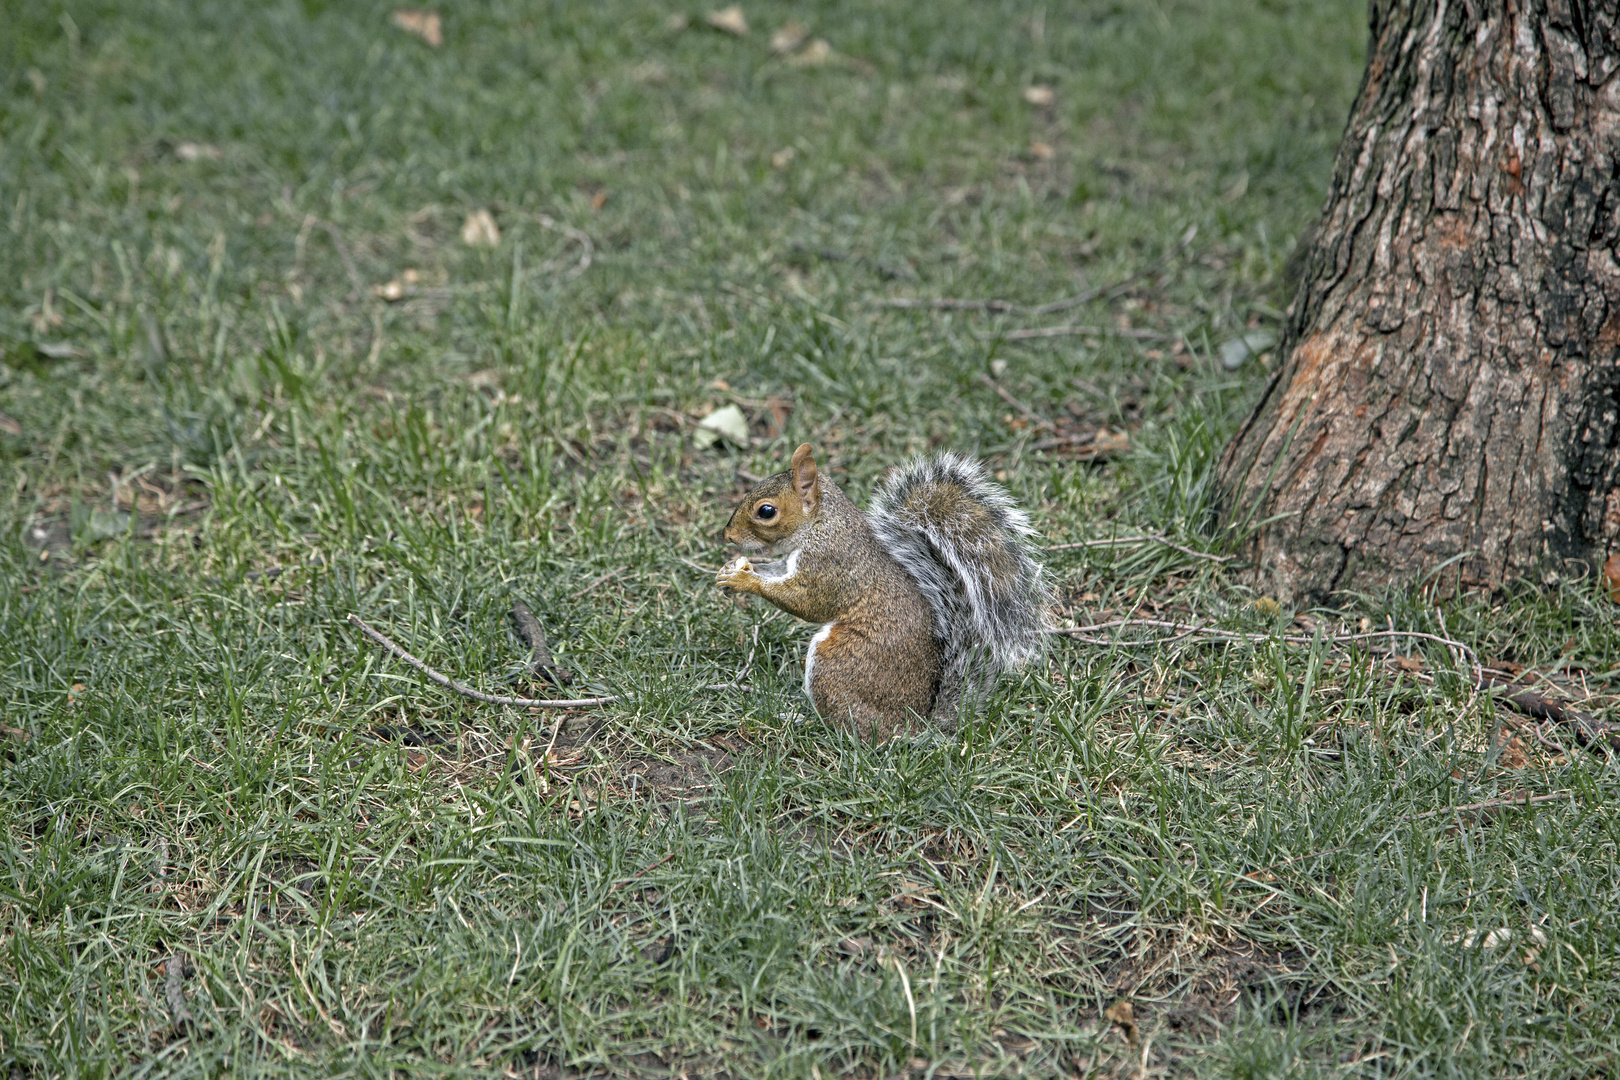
[716,555,762,593]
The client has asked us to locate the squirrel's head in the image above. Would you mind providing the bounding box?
[723,442,822,550]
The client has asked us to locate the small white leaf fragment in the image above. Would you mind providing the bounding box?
[770,21,808,53]
[391,9,443,47]
[705,6,748,35]
[1219,330,1276,370]
[694,404,750,448]
[1460,926,1547,950]
[175,142,222,162]
[1023,85,1055,106]
[787,39,832,67]
[461,210,501,247]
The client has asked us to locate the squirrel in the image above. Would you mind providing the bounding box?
[716,443,1046,740]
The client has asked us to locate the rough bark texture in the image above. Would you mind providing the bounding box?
[1217,0,1620,603]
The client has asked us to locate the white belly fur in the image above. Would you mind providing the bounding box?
[804,621,834,705]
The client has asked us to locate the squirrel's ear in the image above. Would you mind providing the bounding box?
[790,443,821,513]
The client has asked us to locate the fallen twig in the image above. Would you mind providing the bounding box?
[994,323,1172,342]
[165,954,194,1032]
[792,242,918,281]
[532,213,593,276]
[1482,675,1620,754]
[349,613,750,710]
[1409,792,1570,821]
[978,372,1056,431]
[1049,618,1481,679]
[348,614,619,708]
[567,567,623,601]
[875,267,1143,316]
[876,224,1196,316]
[612,850,677,890]
[1045,534,1235,564]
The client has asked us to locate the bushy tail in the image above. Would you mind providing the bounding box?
[868,453,1047,723]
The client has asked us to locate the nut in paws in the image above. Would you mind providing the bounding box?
[716,556,759,591]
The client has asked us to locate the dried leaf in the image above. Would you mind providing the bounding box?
[461,209,501,247]
[590,188,609,211]
[1496,729,1530,769]
[705,6,748,35]
[770,146,796,169]
[787,39,832,66]
[1104,1000,1137,1045]
[1022,85,1055,106]
[1028,141,1055,160]
[1603,552,1620,602]
[390,9,443,47]
[694,404,750,448]
[770,20,808,53]
[0,413,22,437]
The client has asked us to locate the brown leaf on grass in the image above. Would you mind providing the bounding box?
[1028,141,1055,160]
[0,413,21,437]
[390,9,443,47]
[1496,729,1530,769]
[770,20,808,53]
[1104,1000,1138,1046]
[765,395,792,436]
[1022,84,1055,106]
[589,188,609,211]
[705,6,748,35]
[770,146,796,169]
[460,210,500,247]
[787,39,832,67]
[1604,552,1620,602]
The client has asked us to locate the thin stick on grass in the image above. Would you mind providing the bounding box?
[1045,534,1236,564]
[1049,619,1482,680]
[978,372,1056,431]
[567,567,623,601]
[876,224,1196,316]
[348,614,620,708]
[994,323,1172,342]
[612,850,677,890]
[1245,792,1572,875]
[875,265,1146,316]
[348,613,750,709]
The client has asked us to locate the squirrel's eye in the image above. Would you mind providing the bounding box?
[756,503,778,521]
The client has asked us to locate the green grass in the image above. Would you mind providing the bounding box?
[4,0,1619,1076]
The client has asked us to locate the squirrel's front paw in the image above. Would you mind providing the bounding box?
[716,555,762,593]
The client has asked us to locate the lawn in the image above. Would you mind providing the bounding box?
[3,0,1618,1076]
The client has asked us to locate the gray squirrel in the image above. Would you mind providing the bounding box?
[716,443,1046,739]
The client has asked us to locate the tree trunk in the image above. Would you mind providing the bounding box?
[1216,0,1620,603]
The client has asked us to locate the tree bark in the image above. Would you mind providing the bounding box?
[1216,0,1620,603]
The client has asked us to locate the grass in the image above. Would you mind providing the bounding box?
[3,0,1619,1076]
